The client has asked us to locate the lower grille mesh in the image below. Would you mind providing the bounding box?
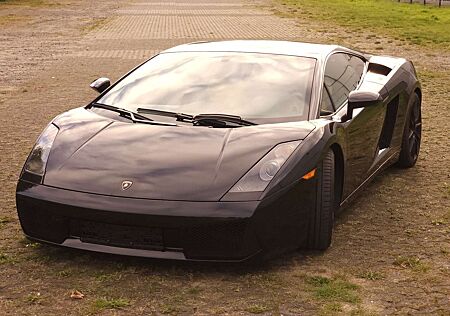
[70,220,165,251]
[17,197,256,260]
[183,221,249,258]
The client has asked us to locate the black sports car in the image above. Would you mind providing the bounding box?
[16,41,422,261]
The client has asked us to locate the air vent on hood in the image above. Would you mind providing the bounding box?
[368,63,392,76]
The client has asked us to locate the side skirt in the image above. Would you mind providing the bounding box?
[339,150,399,209]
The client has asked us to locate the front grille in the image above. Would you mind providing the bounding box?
[69,219,253,258]
[186,221,247,251]
[17,196,258,260]
[70,220,165,251]
[17,205,68,243]
[182,220,252,259]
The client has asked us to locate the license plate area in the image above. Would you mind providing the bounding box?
[70,220,164,251]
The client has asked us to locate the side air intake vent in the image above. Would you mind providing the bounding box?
[368,63,392,76]
[378,95,399,149]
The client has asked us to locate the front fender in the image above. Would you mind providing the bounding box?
[262,120,344,200]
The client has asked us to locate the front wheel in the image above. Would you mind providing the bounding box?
[397,93,422,168]
[307,150,336,250]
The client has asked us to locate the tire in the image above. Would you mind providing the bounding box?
[307,150,336,250]
[397,93,422,168]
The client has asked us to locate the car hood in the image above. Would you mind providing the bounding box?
[45,108,315,201]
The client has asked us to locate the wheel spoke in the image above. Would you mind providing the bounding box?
[412,139,419,158]
[410,115,415,128]
[411,137,418,157]
[409,135,415,153]
[413,102,420,122]
[413,103,422,144]
[414,130,421,141]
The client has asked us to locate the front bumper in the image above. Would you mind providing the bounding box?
[16,180,263,261]
[16,179,315,261]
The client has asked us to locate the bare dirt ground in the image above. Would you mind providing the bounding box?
[0,0,449,315]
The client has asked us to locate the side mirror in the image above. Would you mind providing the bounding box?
[346,90,382,120]
[90,77,110,93]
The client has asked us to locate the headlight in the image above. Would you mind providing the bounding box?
[23,124,59,176]
[229,140,301,193]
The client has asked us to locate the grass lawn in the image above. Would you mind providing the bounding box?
[0,0,47,6]
[277,0,450,47]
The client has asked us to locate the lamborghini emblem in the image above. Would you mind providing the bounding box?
[121,180,133,190]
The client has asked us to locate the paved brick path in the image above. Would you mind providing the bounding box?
[72,0,304,61]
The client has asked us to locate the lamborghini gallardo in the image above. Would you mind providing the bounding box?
[16,41,422,261]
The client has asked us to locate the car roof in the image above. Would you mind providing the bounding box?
[160,40,356,61]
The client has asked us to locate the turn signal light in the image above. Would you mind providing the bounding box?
[302,169,316,180]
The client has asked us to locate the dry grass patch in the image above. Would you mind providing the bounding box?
[0,14,30,26]
[0,216,13,227]
[92,297,131,311]
[82,17,110,33]
[245,303,271,314]
[25,292,43,305]
[0,0,47,6]
[0,252,13,264]
[393,256,430,272]
[357,270,385,281]
[306,275,360,303]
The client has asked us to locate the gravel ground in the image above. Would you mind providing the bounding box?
[0,0,449,315]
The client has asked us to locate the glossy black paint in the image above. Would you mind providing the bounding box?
[16,177,316,261]
[16,41,421,261]
[44,108,315,201]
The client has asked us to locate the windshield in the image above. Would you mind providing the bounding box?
[98,52,316,123]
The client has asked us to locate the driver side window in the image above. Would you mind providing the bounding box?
[320,53,365,115]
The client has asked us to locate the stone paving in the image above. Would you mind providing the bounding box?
[74,0,303,61]
[0,0,321,93]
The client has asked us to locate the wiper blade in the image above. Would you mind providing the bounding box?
[137,107,194,122]
[136,108,257,127]
[91,103,177,126]
[193,114,257,126]
[93,103,152,121]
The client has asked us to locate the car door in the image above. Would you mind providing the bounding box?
[321,53,386,198]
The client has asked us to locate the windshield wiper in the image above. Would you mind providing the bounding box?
[91,103,177,126]
[193,114,257,127]
[137,108,193,122]
[137,107,257,127]
[93,103,152,121]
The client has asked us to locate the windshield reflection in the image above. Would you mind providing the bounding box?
[98,52,316,122]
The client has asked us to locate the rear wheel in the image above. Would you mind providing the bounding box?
[397,93,422,168]
[307,150,336,250]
